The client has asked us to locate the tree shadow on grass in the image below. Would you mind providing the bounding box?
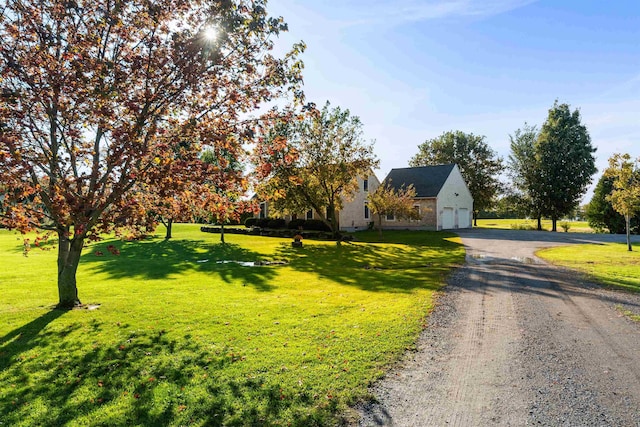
[0,309,69,371]
[275,235,464,293]
[81,238,278,291]
[0,320,333,426]
[352,230,461,247]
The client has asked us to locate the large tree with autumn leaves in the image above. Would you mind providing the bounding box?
[255,102,379,237]
[0,0,304,308]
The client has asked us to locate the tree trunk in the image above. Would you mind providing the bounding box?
[473,211,478,227]
[626,214,632,252]
[220,223,225,244]
[326,204,341,239]
[165,218,173,240]
[57,231,84,309]
[551,217,557,232]
[537,215,542,231]
[377,213,383,240]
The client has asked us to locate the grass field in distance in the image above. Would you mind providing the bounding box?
[476,218,594,233]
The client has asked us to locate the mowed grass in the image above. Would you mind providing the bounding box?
[537,242,640,292]
[0,224,464,426]
[476,218,594,233]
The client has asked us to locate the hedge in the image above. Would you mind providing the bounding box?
[245,217,331,232]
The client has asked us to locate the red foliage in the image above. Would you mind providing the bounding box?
[106,245,120,256]
[0,0,305,303]
[0,0,304,239]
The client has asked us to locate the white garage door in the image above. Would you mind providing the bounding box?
[442,207,454,229]
[458,208,469,228]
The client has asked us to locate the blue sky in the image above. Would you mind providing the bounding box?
[268,0,640,202]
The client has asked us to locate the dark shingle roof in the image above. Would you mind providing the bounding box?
[382,164,456,198]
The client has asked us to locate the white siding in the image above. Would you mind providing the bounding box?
[437,164,474,230]
[338,172,381,231]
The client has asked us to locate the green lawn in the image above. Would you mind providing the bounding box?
[476,218,594,233]
[537,242,640,292]
[0,224,464,426]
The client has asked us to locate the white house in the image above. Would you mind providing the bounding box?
[256,172,381,232]
[380,164,473,230]
[338,173,380,231]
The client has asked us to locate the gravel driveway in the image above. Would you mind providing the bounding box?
[355,229,640,426]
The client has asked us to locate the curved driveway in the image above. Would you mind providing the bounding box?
[357,229,640,426]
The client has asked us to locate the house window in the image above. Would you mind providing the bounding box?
[291,213,297,220]
[386,212,395,221]
[259,202,267,219]
[364,202,370,220]
[412,205,420,221]
[306,209,313,220]
[363,178,369,192]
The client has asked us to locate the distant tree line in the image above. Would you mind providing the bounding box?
[409,101,599,232]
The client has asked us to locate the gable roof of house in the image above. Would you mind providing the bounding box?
[383,164,456,198]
